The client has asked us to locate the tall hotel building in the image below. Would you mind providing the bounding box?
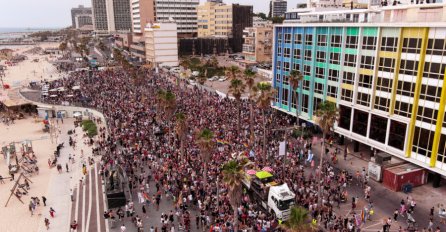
[154,0,199,37]
[273,3,446,177]
[91,0,132,33]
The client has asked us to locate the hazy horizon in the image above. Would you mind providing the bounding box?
[0,0,305,28]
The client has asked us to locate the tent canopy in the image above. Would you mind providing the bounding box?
[255,171,273,179]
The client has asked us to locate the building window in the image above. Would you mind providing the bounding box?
[303,65,311,76]
[343,54,356,67]
[305,34,313,45]
[339,105,352,130]
[315,67,324,79]
[360,56,375,70]
[437,135,446,164]
[277,46,282,56]
[314,82,324,94]
[281,87,289,105]
[378,57,396,73]
[277,32,282,43]
[416,106,438,125]
[302,94,309,113]
[426,38,445,56]
[345,35,358,49]
[402,38,422,54]
[276,61,281,70]
[284,48,291,58]
[330,35,342,47]
[303,79,310,91]
[412,127,435,158]
[362,36,377,50]
[356,92,371,107]
[275,87,280,103]
[423,62,446,80]
[313,97,322,113]
[327,69,339,82]
[293,49,301,59]
[294,34,302,44]
[316,51,326,63]
[283,62,290,73]
[291,89,297,109]
[327,85,337,98]
[388,120,406,150]
[394,100,413,118]
[369,114,387,143]
[341,88,353,102]
[293,63,300,72]
[352,109,368,136]
[358,74,373,89]
[284,33,291,43]
[317,34,327,46]
[380,37,398,52]
[329,53,340,65]
[399,60,419,76]
[304,50,312,61]
[342,72,355,85]
[275,73,280,83]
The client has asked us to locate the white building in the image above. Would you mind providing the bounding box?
[154,0,199,37]
[144,22,179,67]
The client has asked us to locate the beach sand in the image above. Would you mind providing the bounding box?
[0,42,68,232]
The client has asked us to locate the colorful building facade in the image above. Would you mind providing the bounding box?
[273,23,446,175]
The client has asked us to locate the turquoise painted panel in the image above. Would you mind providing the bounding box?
[344,48,357,55]
[316,27,328,34]
[330,47,342,53]
[328,64,341,70]
[343,66,355,72]
[346,27,359,36]
[314,78,326,84]
[331,27,343,35]
[316,62,326,68]
[363,27,378,36]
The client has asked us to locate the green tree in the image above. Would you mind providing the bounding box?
[289,70,304,129]
[195,128,215,186]
[221,158,251,232]
[226,65,240,80]
[228,78,246,139]
[257,12,268,20]
[59,42,67,54]
[268,1,272,19]
[255,82,276,159]
[175,112,188,160]
[244,69,257,147]
[280,207,313,232]
[314,101,339,208]
[272,16,285,24]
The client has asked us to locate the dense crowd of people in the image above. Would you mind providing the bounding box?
[41,68,439,232]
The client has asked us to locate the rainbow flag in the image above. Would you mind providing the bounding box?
[216,139,229,145]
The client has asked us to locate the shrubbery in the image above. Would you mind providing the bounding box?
[81,120,98,137]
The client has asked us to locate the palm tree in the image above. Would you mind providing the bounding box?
[228,78,246,139]
[195,128,215,186]
[163,90,176,119]
[175,112,188,160]
[221,157,250,232]
[280,206,313,232]
[255,82,276,159]
[226,65,240,80]
[314,101,339,209]
[244,69,257,147]
[289,70,303,129]
[59,42,67,55]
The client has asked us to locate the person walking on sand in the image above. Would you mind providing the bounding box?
[66,163,69,172]
[42,196,47,206]
[49,207,55,217]
[44,218,50,230]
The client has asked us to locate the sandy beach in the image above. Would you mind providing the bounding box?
[0,42,74,232]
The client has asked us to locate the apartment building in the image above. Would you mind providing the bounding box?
[131,0,155,34]
[272,0,288,17]
[154,0,199,37]
[145,22,179,67]
[242,25,273,63]
[91,0,132,34]
[71,5,92,28]
[197,2,253,52]
[273,3,446,179]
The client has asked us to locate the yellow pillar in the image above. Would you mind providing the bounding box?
[429,70,446,167]
[405,28,429,158]
[389,28,404,115]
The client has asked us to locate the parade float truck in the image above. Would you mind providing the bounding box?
[242,170,296,221]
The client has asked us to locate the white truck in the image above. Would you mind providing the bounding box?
[242,171,295,221]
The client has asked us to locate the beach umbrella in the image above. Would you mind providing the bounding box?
[262,166,273,172]
[246,169,256,175]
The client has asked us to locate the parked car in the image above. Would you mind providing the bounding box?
[208,76,219,81]
[218,76,227,82]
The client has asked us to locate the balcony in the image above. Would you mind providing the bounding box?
[242,44,255,53]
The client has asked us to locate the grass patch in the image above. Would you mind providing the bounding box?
[81,120,98,137]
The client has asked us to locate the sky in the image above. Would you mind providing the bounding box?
[0,0,305,28]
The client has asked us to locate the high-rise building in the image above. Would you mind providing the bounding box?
[130,0,155,34]
[75,14,93,29]
[154,0,199,37]
[242,25,273,63]
[273,3,446,177]
[145,22,179,67]
[71,5,92,28]
[91,0,132,34]
[272,0,287,17]
[197,2,253,52]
